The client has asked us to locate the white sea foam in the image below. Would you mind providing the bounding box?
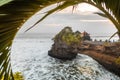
[11,38,120,80]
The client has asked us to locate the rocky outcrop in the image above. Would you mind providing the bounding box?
[78,41,120,77]
[103,42,120,56]
[48,26,120,76]
[48,42,78,60]
[48,27,81,60]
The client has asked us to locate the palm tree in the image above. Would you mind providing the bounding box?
[0,0,120,80]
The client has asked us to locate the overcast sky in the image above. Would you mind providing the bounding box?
[18,3,117,36]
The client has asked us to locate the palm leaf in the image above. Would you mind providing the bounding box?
[25,1,82,32]
[109,32,118,40]
[0,0,12,6]
[0,0,64,79]
[94,12,107,18]
[1,0,120,80]
[26,0,120,33]
[92,0,120,31]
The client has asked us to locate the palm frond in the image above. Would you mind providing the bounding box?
[0,0,63,79]
[109,32,118,40]
[92,0,120,31]
[0,0,12,6]
[25,0,82,32]
[94,12,107,18]
[1,0,120,80]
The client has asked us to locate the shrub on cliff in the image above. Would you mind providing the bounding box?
[103,42,111,46]
[53,26,81,45]
[62,33,81,45]
[115,57,120,65]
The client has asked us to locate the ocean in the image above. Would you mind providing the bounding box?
[11,36,120,80]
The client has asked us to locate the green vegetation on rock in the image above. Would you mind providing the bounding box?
[62,33,81,45]
[103,42,111,46]
[54,26,81,45]
[115,57,120,65]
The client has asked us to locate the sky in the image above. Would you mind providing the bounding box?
[18,3,117,36]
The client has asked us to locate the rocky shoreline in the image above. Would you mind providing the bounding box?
[48,27,120,77]
[78,41,120,77]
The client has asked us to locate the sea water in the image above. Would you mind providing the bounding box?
[11,38,120,80]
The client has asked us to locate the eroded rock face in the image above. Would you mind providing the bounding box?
[48,42,78,60]
[48,27,81,60]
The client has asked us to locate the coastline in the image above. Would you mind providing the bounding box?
[78,41,120,77]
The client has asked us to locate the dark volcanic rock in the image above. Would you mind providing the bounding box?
[48,42,78,60]
[48,27,81,60]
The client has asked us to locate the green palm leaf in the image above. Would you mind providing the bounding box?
[94,12,107,18]
[25,1,83,32]
[109,32,118,40]
[1,0,120,80]
[0,0,64,79]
